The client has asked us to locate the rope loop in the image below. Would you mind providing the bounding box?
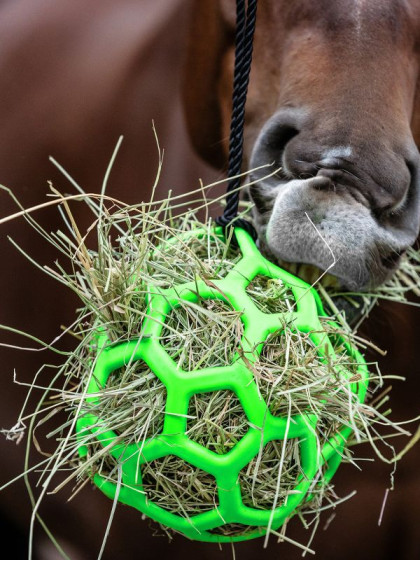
[216,214,257,241]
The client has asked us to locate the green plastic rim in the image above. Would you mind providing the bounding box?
[76,226,369,542]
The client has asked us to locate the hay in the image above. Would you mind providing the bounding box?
[162,299,243,370]
[1,162,418,555]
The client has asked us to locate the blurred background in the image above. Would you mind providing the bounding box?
[0,1,419,559]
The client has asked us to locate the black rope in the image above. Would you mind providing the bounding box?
[216,0,258,240]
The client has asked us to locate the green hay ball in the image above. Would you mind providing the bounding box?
[76,227,369,542]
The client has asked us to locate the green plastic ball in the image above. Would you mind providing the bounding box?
[76,227,369,542]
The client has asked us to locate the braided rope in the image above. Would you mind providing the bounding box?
[216,0,258,240]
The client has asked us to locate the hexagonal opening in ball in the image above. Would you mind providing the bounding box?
[141,455,218,516]
[83,360,167,482]
[186,390,248,454]
[161,298,244,370]
[239,439,301,510]
[256,326,363,440]
[256,329,321,418]
[103,360,167,439]
[245,274,296,314]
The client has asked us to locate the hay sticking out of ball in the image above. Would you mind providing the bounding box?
[186,390,247,454]
[162,299,244,370]
[1,174,417,554]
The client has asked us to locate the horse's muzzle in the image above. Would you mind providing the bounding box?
[248,110,420,290]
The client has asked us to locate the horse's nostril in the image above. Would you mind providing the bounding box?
[250,110,306,178]
[257,123,300,179]
[264,124,299,152]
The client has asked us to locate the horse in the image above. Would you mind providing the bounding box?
[184,0,420,291]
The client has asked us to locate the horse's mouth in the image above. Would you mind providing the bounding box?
[274,250,404,288]
[250,175,412,292]
[268,258,341,289]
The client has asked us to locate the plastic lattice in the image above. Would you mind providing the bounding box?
[76,227,369,542]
